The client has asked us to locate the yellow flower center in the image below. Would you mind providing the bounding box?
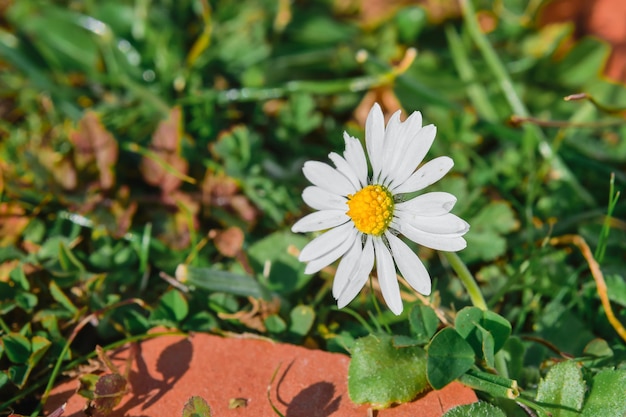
[346,185,394,236]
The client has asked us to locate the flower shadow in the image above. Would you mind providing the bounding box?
[109,338,193,415]
[276,361,342,417]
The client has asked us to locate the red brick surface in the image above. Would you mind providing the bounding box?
[46,331,477,417]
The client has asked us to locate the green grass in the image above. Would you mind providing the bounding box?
[1,0,626,416]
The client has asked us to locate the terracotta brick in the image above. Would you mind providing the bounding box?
[46,331,477,417]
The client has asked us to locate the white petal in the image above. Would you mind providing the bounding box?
[365,103,385,182]
[394,212,469,236]
[392,156,453,194]
[343,132,368,187]
[303,161,356,196]
[332,237,362,299]
[386,232,431,295]
[393,221,467,252]
[299,222,354,262]
[337,236,374,308]
[395,192,457,217]
[304,227,358,274]
[291,210,349,233]
[383,111,424,186]
[329,152,361,191]
[388,125,437,189]
[379,110,403,183]
[302,186,347,211]
[374,237,403,315]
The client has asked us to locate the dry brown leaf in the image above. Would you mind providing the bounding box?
[159,191,200,250]
[354,87,403,127]
[218,297,281,333]
[201,170,238,207]
[231,195,258,224]
[37,147,78,190]
[214,226,244,257]
[140,107,189,196]
[70,111,118,189]
[201,170,259,226]
[0,202,29,247]
[108,186,138,238]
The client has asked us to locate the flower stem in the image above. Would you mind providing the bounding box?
[442,251,487,311]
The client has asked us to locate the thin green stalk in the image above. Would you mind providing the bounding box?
[444,24,498,122]
[595,173,621,263]
[180,73,393,106]
[494,350,509,379]
[442,251,487,311]
[369,276,392,334]
[333,307,375,334]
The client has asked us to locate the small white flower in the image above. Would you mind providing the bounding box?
[292,103,469,315]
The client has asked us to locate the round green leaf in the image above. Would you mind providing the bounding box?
[150,289,189,325]
[348,334,428,408]
[289,305,315,337]
[455,307,511,363]
[264,314,286,334]
[443,402,507,417]
[247,231,310,295]
[427,328,475,390]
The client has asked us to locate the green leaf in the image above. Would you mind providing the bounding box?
[289,305,315,337]
[0,281,17,302]
[443,401,507,417]
[15,292,38,312]
[455,307,511,361]
[177,264,270,299]
[553,37,610,88]
[182,396,213,417]
[348,334,428,408]
[58,240,85,272]
[581,369,626,417]
[604,274,626,307]
[9,265,29,291]
[2,333,31,364]
[474,324,495,368]
[8,364,30,388]
[120,308,151,335]
[49,280,78,314]
[264,314,287,334]
[501,337,525,381]
[582,338,613,359]
[536,360,585,417]
[247,231,310,295]
[29,336,51,366]
[150,289,189,325]
[78,373,99,399]
[184,311,219,332]
[463,202,519,262]
[427,328,475,390]
[0,371,9,389]
[408,304,439,344]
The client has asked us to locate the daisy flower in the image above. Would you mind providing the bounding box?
[291,103,469,315]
